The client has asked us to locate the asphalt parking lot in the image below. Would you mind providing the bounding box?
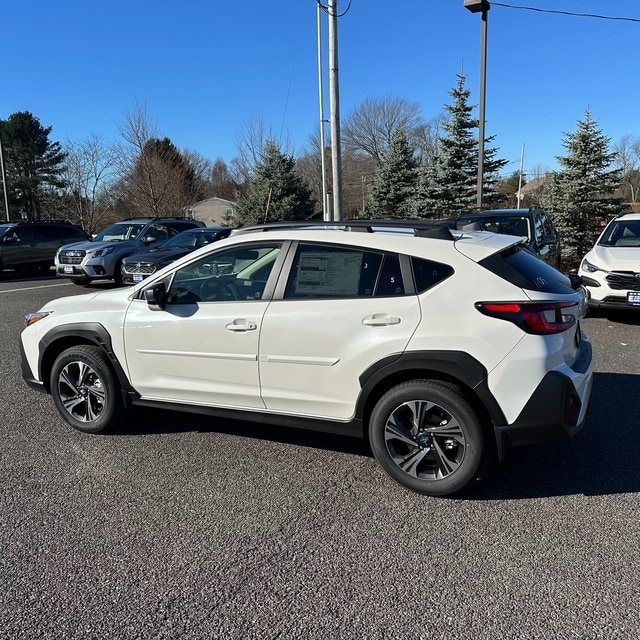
[1,271,639,639]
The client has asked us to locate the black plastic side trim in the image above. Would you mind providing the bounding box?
[495,370,586,453]
[38,323,135,399]
[20,340,46,392]
[356,350,507,426]
[131,398,363,438]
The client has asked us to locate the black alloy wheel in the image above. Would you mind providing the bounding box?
[369,380,485,496]
[50,345,124,433]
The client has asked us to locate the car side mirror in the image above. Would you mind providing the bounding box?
[144,282,167,310]
[3,236,16,244]
[568,273,584,290]
[142,235,157,244]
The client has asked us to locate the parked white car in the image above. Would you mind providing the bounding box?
[578,212,640,310]
[21,220,593,496]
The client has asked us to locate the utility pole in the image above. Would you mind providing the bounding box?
[328,0,344,221]
[317,2,330,222]
[0,125,10,222]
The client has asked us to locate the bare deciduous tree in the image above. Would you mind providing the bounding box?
[60,134,119,233]
[342,96,425,165]
[117,103,202,216]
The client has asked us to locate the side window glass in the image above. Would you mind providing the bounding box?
[533,213,545,244]
[411,257,454,293]
[166,243,281,304]
[284,244,384,299]
[149,225,171,242]
[13,227,36,243]
[375,254,405,296]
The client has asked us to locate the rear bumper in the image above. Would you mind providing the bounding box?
[494,337,593,458]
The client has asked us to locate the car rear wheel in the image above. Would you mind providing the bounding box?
[369,380,485,496]
[50,345,124,433]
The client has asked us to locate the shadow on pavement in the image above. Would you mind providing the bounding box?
[111,371,639,499]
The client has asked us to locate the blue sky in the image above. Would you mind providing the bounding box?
[3,1,639,176]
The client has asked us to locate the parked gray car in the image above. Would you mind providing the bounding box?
[55,217,204,286]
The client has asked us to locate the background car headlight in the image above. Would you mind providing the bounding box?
[88,246,115,258]
[581,258,606,274]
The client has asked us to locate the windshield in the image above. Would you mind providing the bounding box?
[598,219,640,247]
[0,224,15,238]
[159,230,221,250]
[94,222,146,242]
[459,216,531,240]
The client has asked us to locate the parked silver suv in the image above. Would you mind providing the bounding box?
[55,217,204,286]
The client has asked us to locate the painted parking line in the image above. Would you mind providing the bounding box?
[0,282,74,294]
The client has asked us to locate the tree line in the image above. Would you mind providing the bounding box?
[0,74,632,268]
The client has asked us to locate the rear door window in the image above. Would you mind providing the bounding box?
[284,243,406,299]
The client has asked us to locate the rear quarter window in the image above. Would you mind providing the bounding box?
[479,246,573,294]
[411,257,454,293]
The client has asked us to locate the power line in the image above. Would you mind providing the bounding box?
[491,3,640,23]
[318,0,353,18]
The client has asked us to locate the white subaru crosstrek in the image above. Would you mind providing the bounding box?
[20,220,593,496]
[578,212,640,310]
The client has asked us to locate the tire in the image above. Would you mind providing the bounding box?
[112,261,124,287]
[50,345,124,434]
[71,276,92,286]
[368,380,485,496]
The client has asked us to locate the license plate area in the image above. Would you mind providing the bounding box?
[63,265,74,274]
[627,291,640,306]
[133,275,143,283]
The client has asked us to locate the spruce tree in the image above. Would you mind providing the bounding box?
[235,140,315,226]
[366,127,418,218]
[542,110,624,267]
[415,74,507,218]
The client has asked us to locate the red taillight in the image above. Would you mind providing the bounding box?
[476,301,577,335]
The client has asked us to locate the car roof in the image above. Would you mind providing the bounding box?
[613,212,640,221]
[223,220,523,263]
[459,209,535,218]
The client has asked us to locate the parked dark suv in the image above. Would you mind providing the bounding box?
[56,217,205,286]
[121,226,232,285]
[0,221,89,274]
[456,207,562,270]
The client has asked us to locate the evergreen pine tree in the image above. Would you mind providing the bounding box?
[235,140,315,226]
[414,74,507,218]
[542,110,624,267]
[0,111,67,220]
[416,74,477,218]
[366,127,418,218]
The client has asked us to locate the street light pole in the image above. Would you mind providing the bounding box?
[464,0,490,210]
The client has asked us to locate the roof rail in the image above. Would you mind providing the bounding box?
[231,219,457,240]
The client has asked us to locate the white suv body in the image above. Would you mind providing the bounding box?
[21,221,593,496]
[578,213,640,310]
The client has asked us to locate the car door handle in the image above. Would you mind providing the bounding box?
[362,314,401,326]
[226,319,257,332]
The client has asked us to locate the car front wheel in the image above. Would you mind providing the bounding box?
[50,345,124,433]
[369,380,485,496]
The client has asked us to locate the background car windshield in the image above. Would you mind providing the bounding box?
[94,223,146,242]
[0,224,15,237]
[160,231,219,250]
[460,216,531,239]
[598,220,640,247]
